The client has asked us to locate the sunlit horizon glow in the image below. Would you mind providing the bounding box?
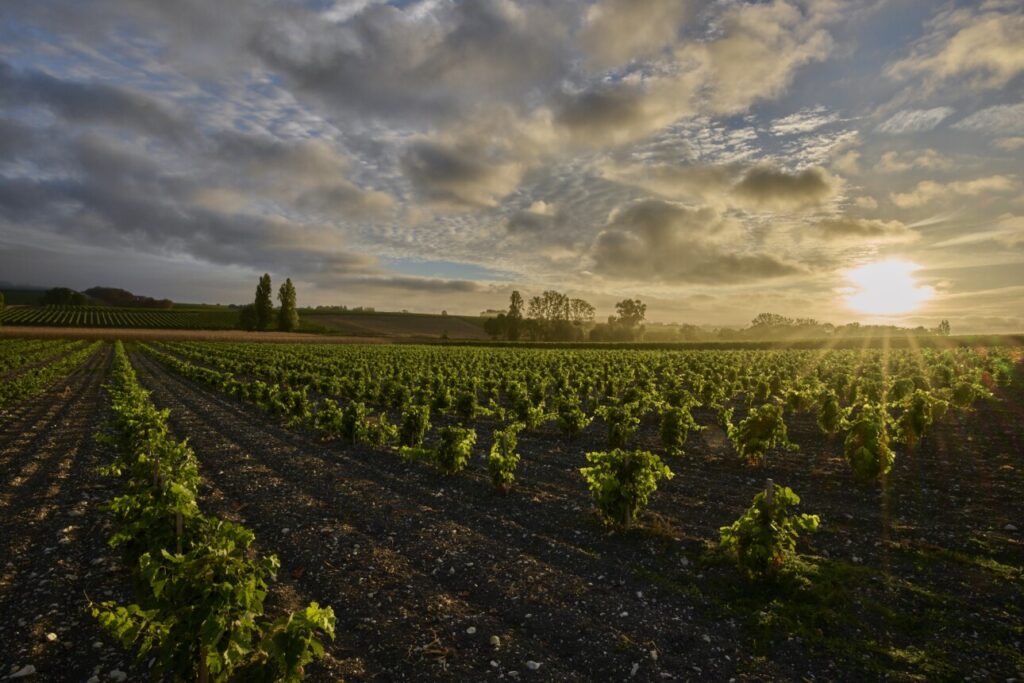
[843,261,935,316]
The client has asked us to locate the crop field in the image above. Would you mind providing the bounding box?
[1,338,1022,681]
[0,306,241,330]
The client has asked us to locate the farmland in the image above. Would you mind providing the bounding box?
[0,306,241,330]
[0,338,1022,681]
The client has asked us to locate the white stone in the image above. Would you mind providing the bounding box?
[525,661,541,671]
[466,626,476,635]
[10,665,37,679]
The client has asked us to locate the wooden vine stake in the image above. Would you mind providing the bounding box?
[765,478,774,506]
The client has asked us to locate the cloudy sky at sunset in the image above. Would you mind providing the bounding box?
[1,0,1021,329]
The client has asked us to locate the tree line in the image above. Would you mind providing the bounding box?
[483,290,647,342]
[238,274,300,332]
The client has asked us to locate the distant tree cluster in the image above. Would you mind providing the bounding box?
[41,287,88,306]
[239,274,301,332]
[84,287,173,309]
[484,291,646,342]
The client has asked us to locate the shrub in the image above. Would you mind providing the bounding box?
[402,426,476,476]
[844,403,894,481]
[488,423,524,494]
[659,404,700,456]
[398,404,431,447]
[455,388,478,424]
[596,403,641,449]
[726,403,797,466]
[556,398,592,437]
[815,391,846,436]
[579,449,673,527]
[719,481,819,579]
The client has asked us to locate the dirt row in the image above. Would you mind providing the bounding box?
[129,349,1024,681]
[0,346,142,682]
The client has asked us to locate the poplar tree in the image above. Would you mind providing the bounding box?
[254,274,274,331]
[277,278,299,332]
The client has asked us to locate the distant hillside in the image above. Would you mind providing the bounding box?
[84,286,173,308]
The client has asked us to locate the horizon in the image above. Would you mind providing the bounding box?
[1,1,1022,332]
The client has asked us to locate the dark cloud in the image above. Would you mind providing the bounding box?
[0,60,191,142]
[591,199,803,284]
[731,165,834,209]
[401,141,521,208]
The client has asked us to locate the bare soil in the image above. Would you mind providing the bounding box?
[0,346,143,682]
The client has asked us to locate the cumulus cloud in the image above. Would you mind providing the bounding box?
[876,107,954,134]
[890,175,1019,209]
[887,8,1024,91]
[401,140,523,209]
[590,199,803,284]
[816,217,918,243]
[578,0,693,69]
[731,165,835,210]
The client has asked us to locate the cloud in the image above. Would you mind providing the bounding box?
[876,107,954,134]
[0,60,191,142]
[953,103,1024,135]
[816,217,918,243]
[401,140,523,209]
[993,136,1024,151]
[890,175,1019,209]
[590,199,803,284]
[578,0,693,70]
[731,165,835,210]
[930,214,1024,249]
[877,149,952,173]
[887,9,1024,91]
[770,106,841,136]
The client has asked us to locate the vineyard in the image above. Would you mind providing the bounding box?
[0,339,1022,681]
[0,305,240,330]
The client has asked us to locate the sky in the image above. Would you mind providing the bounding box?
[0,0,1022,330]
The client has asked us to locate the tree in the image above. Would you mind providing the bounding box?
[750,312,793,328]
[277,278,299,332]
[254,274,274,331]
[507,291,523,341]
[935,319,951,336]
[615,299,646,329]
[484,313,508,340]
[569,298,595,324]
[41,287,87,306]
[238,304,257,331]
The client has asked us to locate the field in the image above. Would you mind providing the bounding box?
[1,338,1022,681]
[0,305,241,330]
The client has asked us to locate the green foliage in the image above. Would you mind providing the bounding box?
[488,422,523,493]
[556,396,592,437]
[579,449,673,527]
[659,404,700,456]
[726,402,798,466]
[719,482,819,579]
[844,403,895,481]
[596,402,641,448]
[896,389,935,447]
[277,278,299,332]
[455,387,478,423]
[94,342,335,681]
[254,274,274,331]
[815,391,847,436]
[398,403,431,447]
[401,426,476,476]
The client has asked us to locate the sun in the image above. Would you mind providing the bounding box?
[842,260,934,315]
